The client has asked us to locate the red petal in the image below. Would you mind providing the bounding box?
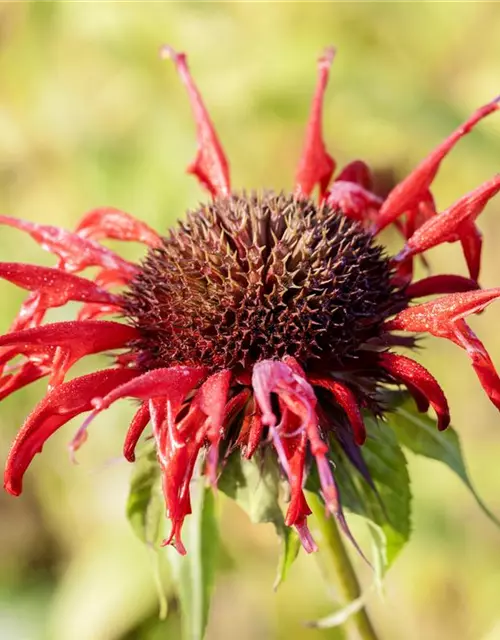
[379,353,450,430]
[459,221,483,282]
[0,215,137,278]
[405,274,480,299]
[386,288,500,335]
[0,359,51,401]
[294,47,336,199]
[375,97,500,232]
[0,321,138,387]
[308,375,366,445]
[4,367,139,496]
[395,175,500,265]
[123,402,151,462]
[75,207,162,248]
[326,181,382,225]
[336,160,373,189]
[0,263,119,330]
[386,289,500,410]
[160,46,230,198]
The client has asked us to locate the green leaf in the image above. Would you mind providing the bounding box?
[126,441,163,546]
[389,396,500,527]
[126,442,168,618]
[313,418,412,576]
[167,478,220,640]
[219,451,299,589]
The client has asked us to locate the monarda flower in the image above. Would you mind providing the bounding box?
[2,47,500,556]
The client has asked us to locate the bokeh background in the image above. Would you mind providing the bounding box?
[0,3,500,640]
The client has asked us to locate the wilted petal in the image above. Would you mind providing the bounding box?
[295,47,336,199]
[161,46,230,197]
[4,368,139,496]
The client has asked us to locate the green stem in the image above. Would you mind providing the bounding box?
[308,492,381,640]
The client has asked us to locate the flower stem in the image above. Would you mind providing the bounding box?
[308,492,381,640]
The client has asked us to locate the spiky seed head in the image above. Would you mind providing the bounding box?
[123,192,403,372]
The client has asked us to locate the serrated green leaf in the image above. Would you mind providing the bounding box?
[167,479,219,640]
[126,441,163,545]
[310,418,412,577]
[390,397,499,527]
[219,451,300,588]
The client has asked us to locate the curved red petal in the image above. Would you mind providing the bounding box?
[308,375,367,445]
[379,353,450,430]
[4,367,139,496]
[375,97,500,232]
[123,402,151,462]
[395,175,500,264]
[0,215,137,278]
[405,274,480,299]
[335,159,373,189]
[76,207,162,248]
[295,47,336,199]
[161,46,230,198]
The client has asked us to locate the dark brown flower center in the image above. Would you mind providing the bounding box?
[122,192,403,372]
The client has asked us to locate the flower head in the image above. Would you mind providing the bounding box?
[2,47,500,555]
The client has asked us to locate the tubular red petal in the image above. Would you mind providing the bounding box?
[336,160,373,189]
[0,215,137,277]
[375,97,500,232]
[450,320,500,411]
[294,47,336,199]
[308,375,366,445]
[123,402,151,462]
[386,288,500,335]
[161,46,230,198]
[379,353,450,430]
[0,321,138,387]
[0,263,119,314]
[92,366,207,413]
[75,207,162,248]
[395,175,500,264]
[0,360,51,401]
[459,221,483,282]
[4,367,139,496]
[405,274,480,299]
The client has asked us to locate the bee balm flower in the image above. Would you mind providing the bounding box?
[2,47,500,555]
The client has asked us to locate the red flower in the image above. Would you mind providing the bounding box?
[2,47,500,555]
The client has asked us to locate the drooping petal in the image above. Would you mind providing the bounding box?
[405,274,480,299]
[459,221,483,282]
[160,46,230,197]
[4,367,139,496]
[386,289,500,410]
[77,365,207,445]
[308,375,367,445]
[294,47,336,199]
[0,321,138,388]
[75,207,162,247]
[0,215,137,278]
[374,97,500,232]
[123,402,151,462]
[394,176,500,271]
[378,352,450,430]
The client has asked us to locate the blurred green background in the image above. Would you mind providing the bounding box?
[0,2,500,639]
